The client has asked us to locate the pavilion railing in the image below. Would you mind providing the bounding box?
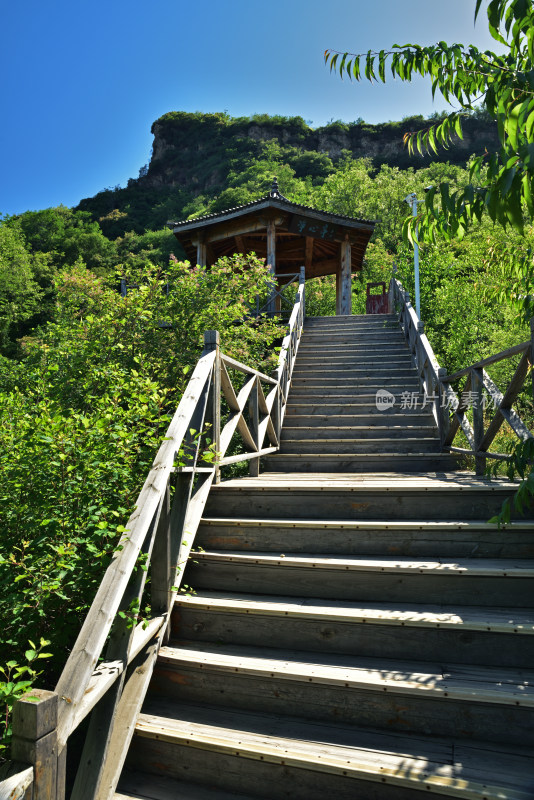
[390,275,534,474]
[256,269,302,318]
[7,270,306,800]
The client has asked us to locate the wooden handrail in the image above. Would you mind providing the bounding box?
[255,271,300,317]
[7,267,306,800]
[390,276,534,475]
[440,341,530,382]
[390,276,444,432]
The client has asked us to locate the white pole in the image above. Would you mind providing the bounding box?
[404,192,421,319]
[412,195,421,319]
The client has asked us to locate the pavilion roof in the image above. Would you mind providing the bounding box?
[168,179,377,279]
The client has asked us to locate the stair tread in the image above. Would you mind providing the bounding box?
[199,517,534,531]
[280,438,440,444]
[280,438,440,443]
[135,701,534,798]
[287,391,422,396]
[158,640,534,706]
[117,771,257,800]
[269,454,458,461]
[282,425,437,431]
[176,589,534,633]
[192,550,534,576]
[216,471,521,489]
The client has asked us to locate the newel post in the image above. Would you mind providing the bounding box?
[388,264,397,314]
[299,266,306,321]
[472,367,486,476]
[11,690,64,800]
[437,367,450,449]
[203,331,221,483]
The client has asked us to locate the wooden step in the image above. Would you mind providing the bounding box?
[187,550,534,606]
[297,347,411,359]
[304,317,401,334]
[204,473,528,522]
[174,590,534,667]
[300,335,406,344]
[299,338,407,348]
[277,438,441,454]
[128,701,534,800]
[304,315,398,325]
[286,390,421,403]
[295,354,415,366]
[264,452,460,473]
[302,324,404,339]
[196,518,534,557]
[117,771,257,800]
[291,367,418,379]
[280,425,438,440]
[286,389,423,401]
[285,402,429,415]
[284,413,438,426]
[290,376,420,386]
[151,642,534,746]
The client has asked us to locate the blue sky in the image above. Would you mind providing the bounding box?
[2,0,499,216]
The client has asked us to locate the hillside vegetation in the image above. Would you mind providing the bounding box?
[0,110,532,756]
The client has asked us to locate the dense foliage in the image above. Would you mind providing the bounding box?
[0,255,281,754]
[326,1,534,243]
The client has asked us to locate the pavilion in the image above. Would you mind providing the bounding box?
[168,179,377,315]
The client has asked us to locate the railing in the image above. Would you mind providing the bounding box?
[390,275,534,474]
[389,276,445,435]
[7,269,305,800]
[256,271,301,317]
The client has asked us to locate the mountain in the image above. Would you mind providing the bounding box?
[76,111,500,239]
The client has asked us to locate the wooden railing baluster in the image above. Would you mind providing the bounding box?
[390,275,533,468]
[472,367,486,476]
[248,377,260,477]
[203,330,221,483]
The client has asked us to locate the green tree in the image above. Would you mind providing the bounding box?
[15,206,117,274]
[326,0,534,243]
[0,219,50,355]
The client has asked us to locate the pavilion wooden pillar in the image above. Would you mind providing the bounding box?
[266,220,277,314]
[336,236,352,315]
[196,236,207,268]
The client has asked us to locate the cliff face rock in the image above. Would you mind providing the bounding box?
[145,111,500,195]
[76,111,501,239]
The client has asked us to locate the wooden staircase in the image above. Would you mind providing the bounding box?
[265,314,459,472]
[116,314,534,800]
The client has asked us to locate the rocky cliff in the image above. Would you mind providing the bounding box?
[76,111,500,238]
[144,111,500,194]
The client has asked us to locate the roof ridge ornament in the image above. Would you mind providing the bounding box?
[269,176,281,197]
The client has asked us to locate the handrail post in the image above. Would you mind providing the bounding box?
[299,266,305,321]
[388,265,397,313]
[12,690,64,800]
[249,377,260,477]
[203,331,221,483]
[472,367,486,475]
[437,368,450,450]
[151,478,172,644]
[530,317,534,402]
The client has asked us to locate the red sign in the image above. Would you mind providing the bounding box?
[366,282,389,314]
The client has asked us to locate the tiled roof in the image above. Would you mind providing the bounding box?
[168,178,376,231]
